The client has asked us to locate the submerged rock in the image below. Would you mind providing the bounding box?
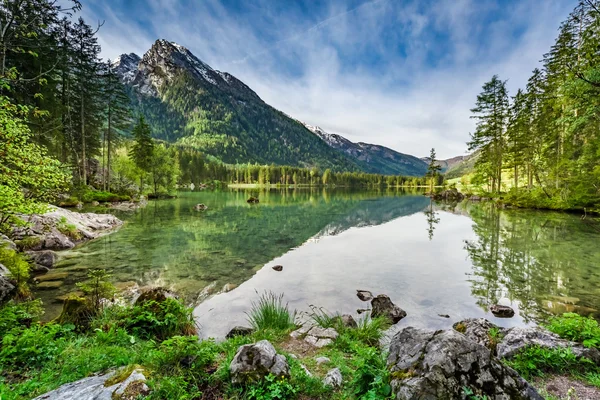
[490,304,516,318]
[194,203,208,211]
[272,265,283,271]
[26,250,58,269]
[371,294,406,324]
[247,196,260,204]
[32,367,149,400]
[387,327,543,399]
[229,340,289,384]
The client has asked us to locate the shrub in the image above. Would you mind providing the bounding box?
[57,216,82,240]
[0,323,74,370]
[14,236,41,251]
[341,316,387,348]
[245,374,298,400]
[80,190,130,203]
[505,346,597,380]
[152,335,218,373]
[76,269,116,313]
[545,313,600,348]
[246,292,295,331]
[351,346,392,399]
[0,299,43,336]
[116,299,196,341]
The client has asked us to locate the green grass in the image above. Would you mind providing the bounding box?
[246,291,296,331]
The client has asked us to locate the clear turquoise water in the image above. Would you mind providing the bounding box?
[35,189,600,338]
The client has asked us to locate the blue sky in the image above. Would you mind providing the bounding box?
[83,0,574,158]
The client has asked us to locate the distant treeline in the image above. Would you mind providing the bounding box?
[177,147,437,188]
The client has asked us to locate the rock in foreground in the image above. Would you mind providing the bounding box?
[387,327,543,400]
[230,340,289,384]
[32,367,149,400]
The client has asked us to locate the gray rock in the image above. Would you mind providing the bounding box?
[0,234,16,251]
[194,203,208,211]
[387,327,543,400]
[454,318,506,350]
[0,274,15,305]
[226,326,254,339]
[290,321,315,339]
[11,206,122,251]
[371,294,406,324]
[323,368,343,388]
[497,326,600,364]
[357,290,373,301]
[303,326,338,348]
[315,356,331,365]
[490,304,515,318]
[26,250,58,268]
[300,364,312,377]
[229,340,290,384]
[32,367,149,400]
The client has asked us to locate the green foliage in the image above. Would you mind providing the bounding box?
[79,190,130,203]
[76,269,116,313]
[0,95,69,230]
[245,374,298,400]
[0,300,43,337]
[57,216,82,240]
[350,346,392,399]
[0,323,74,370]
[97,299,197,341]
[337,316,388,348]
[0,246,31,298]
[545,313,600,348]
[246,292,296,331]
[152,335,218,373]
[505,346,597,380]
[463,387,490,400]
[308,305,339,329]
[487,327,504,352]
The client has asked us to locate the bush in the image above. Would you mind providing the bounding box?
[245,374,298,400]
[350,346,392,399]
[0,299,43,336]
[152,335,218,373]
[79,189,130,203]
[0,323,74,370]
[505,346,597,380]
[545,313,600,348]
[246,292,296,331]
[97,299,197,341]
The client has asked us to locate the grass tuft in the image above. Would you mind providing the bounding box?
[246,291,296,331]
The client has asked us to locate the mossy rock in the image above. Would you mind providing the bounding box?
[56,295,92,327]
[35,272,69,282]
[36,280,64,289]
[135,287,178,306]
[15,236,42,251]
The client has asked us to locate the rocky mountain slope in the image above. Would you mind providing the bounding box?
[111,40,359,170]
[303,124,428,176]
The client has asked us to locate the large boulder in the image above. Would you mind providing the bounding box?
[0,234,16,251]
[387,327,543,400]
[32,367,149,400]
[497,326,600,364]
[431,188,465,202]
[371,294,406,324]
[453,318,506,350]
[229,340,290,384]
[0,265,15,304]
[11,206,122,251]
[26,250,58,269]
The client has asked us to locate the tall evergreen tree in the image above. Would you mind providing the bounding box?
[426,148,442,192]
[129,115,154,192]
[468,75,509,194]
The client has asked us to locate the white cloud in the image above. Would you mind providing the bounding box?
[88,0,574,159]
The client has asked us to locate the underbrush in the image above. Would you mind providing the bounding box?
[505,313,600,389]
[0,291,397,400]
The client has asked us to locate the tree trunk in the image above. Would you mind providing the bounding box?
[107,106,112,192]
[81,91,86,186]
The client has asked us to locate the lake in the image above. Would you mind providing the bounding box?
[35,189,600,339]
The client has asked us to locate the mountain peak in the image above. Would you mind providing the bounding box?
[110,53,140,84]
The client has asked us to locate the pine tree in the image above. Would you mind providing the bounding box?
[130,115,154,192]
[468,75,509,193]
[102,62,131,191]
[426,148,442,192]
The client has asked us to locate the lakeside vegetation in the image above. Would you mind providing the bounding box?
[465,2,600,212]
